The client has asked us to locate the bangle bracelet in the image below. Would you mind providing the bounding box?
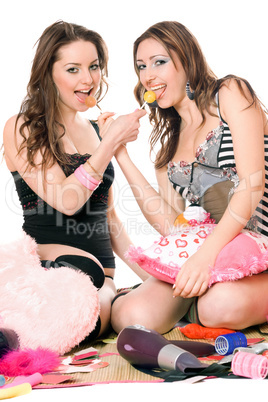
[74,166,100,191]
[86,159,103,182]
[79,165,100,185]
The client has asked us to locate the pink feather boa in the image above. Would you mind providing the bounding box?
[0,232,100,355]
[0,348,60,376]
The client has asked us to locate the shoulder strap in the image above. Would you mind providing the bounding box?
[90,120,101,140]
[215,92,228,124]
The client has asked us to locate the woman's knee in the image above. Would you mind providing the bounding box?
[110,295,148,334]
[200,274,268,328]
[198,283,247,328]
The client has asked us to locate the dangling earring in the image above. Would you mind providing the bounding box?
[186,81,195,100]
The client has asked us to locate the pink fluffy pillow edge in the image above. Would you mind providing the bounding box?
[127,231,268,286]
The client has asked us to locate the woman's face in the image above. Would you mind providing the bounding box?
[136,38,188,110]
[52,40,101,113]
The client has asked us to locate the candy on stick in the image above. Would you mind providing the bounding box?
[85,95,97,108]
[140,91,156,109]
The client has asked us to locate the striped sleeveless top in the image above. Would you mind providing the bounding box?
[167,94,268,237]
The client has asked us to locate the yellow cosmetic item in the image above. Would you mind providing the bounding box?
[0,383,32,399]
[174,213,189,226]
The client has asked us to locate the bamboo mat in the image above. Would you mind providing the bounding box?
[35,323,268,388]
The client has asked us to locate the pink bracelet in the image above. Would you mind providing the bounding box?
[74,166,100,191]
[79,165,100,185]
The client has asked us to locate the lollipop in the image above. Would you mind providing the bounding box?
[144,91,156,103]
[85,95,97,108]
[141,91,157,108]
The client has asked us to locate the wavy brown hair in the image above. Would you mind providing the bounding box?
[133,21,259,169]
[16,20,109,172]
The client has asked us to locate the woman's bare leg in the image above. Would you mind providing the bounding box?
[98,277,117,336]
[198,272,268,329]
[111,276,193,334]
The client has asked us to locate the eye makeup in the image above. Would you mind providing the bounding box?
[136,55,170,71]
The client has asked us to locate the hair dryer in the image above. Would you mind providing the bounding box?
[117,325,208,373]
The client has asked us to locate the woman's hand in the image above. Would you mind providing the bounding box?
[99,109,146,150]
[114,143,128,159]
[98,112,116,138]
[173,248,215,298]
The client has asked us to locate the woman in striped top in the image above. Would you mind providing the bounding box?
[111,21,268,334]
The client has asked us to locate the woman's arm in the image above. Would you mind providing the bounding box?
[115,148,184,236]
[173,79,265,298]
[106,186,150,281]
[3,110,145,216]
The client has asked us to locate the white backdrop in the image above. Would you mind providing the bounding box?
[0,0,267,288]
[0,2,267,400]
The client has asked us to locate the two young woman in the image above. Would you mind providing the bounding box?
[4,20,268,342]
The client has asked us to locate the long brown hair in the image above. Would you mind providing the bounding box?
[16,20,109,172]
[133,21,258,169]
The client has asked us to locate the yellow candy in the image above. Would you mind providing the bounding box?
[143,91,156,103]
